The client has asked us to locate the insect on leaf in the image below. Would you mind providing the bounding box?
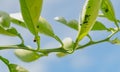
[77,0,102,42]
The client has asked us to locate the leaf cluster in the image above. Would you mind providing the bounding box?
[0,0,120,72]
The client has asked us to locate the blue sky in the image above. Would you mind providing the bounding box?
[0,0,120,72]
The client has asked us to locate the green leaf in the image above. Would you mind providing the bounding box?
[55,16,108,31]
[10,13,63,46]
[37,17,55,37]
[19,0,43,35]
[54,17,78,30]
[14,49,40,62]
[10,13,26,28]
[0,26,19,36]
[77,0,102,41]
[67,20,78,30]
[54,17,67,24]
[0,56,9,64]
[10,64,28,72]
[91,21,108,30]
[101,0,116,21]
[0,11,10,28]
[37,17,64,46]
[73,0,102,51]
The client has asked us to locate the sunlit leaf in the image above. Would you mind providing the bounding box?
[14,49,40,62]
[76,0,102,43]
[10,64,28,72]
[67,20,78,30]
[0,11,10,28]
[19,0,43,35]
[92,21,108,30]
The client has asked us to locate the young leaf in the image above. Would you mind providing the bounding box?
[0,11,10,28]
[37,17,55,37]
[0,26,19,36]
[101,0,116,21]
[55,17,78,30]
[10,64,28,72]
[37,17,64,46]
[14,49,41,62]
[92,21,108,30]
[54,17,67,24]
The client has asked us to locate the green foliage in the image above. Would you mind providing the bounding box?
[0,11,10,28]
[54,17,78,30]
[19,0,43,49]
[14,49,41,62]
[55,17,108,31]
[0,26,19,36]
[0,0,120,72]
[0,56,28,72]
[75,0,102,49]
[10,13,63,46]
[92,21,108,30]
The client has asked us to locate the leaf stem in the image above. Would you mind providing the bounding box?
[54,35,63,47]
[0,29,119,55]
[0,56,12,72]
